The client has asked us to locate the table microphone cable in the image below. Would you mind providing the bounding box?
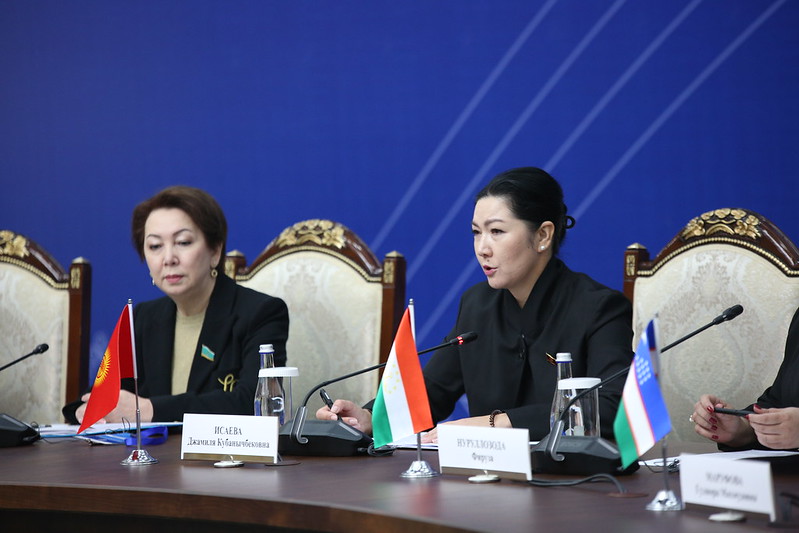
[527,472,627,494]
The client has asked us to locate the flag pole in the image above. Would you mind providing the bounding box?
[400,430,440,478]
[399,299,439,479]
[121,299,158,466]
[643,317,680,510]
[645,435,683,511]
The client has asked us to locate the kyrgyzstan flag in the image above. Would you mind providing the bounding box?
[78,302,137,434]
[371,305,433,448]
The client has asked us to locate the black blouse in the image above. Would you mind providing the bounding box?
[755,306,799,411]
[423,258,634,440]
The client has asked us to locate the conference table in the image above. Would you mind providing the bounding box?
[0,433,794,532]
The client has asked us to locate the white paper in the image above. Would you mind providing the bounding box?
[38,422,182,438]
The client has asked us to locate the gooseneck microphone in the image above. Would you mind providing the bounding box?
[282,332,478,456]
[0,344,49,448]
[0,344,49,373]
[532,304,744,476]
[660,304,743,352]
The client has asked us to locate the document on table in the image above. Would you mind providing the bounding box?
[38,422,182,438]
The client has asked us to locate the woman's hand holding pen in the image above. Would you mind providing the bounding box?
[315,397,373,435]
[692,394,754,447]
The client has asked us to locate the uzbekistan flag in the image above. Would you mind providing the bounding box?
[372,306,433,448]
[613,319,671,468]
[78,302,137,434]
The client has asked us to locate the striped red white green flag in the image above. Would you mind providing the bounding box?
[372,305,433,448]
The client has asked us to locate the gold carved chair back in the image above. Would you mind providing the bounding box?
[0,230,91,425]
[226,220,405,413]
[624,209,799,441]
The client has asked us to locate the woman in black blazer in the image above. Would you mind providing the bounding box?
[64,186,288,424]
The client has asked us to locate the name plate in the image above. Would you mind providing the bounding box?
[181,413,278,464]
[437,425,531,481]
[679,453,776,521]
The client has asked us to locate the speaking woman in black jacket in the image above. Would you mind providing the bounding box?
[317,167,633,441]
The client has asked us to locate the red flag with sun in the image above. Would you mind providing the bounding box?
[77,302,137,434]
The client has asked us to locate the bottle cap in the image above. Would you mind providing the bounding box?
[259,366,299,378]
[555,352,572,362]
[259,344,274,353]
[557,377,600,390]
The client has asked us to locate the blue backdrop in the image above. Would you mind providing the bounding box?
[2,1,797,394]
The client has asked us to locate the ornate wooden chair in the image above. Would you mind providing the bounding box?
[0,230,92,425]
[225,219,405,412]
[624,208,799,441]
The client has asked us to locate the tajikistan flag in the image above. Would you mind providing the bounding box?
[613,319,671,468]
[372,305,433,448]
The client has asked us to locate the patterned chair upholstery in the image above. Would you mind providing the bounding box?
[0,230,92,425]
[624,209,799,441]
[225,220,405,413]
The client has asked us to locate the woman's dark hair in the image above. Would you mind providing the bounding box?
[131,186,227,274]
[476,167,575,254]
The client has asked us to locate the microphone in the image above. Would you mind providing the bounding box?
[0,344,49,373]
[716,304,744,323]
[280,332,478,456]
[660,305,743,351]
[531,305,744,476]
[0,344,49,448]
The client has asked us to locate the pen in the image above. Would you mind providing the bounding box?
[320,388,335,409]
[713,407,754,417]
[320,388,341,420]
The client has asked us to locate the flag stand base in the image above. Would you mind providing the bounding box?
[646,489,684,511]
[400,432,440,478]
[121,448,158,466]
[646,438,683,511]
[401,459,439,478]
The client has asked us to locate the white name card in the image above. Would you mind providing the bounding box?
[437,425,531,481]
[181,413,278,464]
[679,453,776,521]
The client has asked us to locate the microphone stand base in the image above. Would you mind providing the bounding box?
[264,452,300,466]
[531,434,639,476]
[279,419,372,457]
[0,414,40,448]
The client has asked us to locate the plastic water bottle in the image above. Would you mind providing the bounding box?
[549,352,573,430]
[253,344,286,424]
[253,344,271,416]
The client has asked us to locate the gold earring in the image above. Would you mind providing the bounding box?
[211,267,218,279]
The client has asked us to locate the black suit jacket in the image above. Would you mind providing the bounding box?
[719,306,799,451]
[755,306,799,411]
[64,274,289,423]
[423,258,633,440]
